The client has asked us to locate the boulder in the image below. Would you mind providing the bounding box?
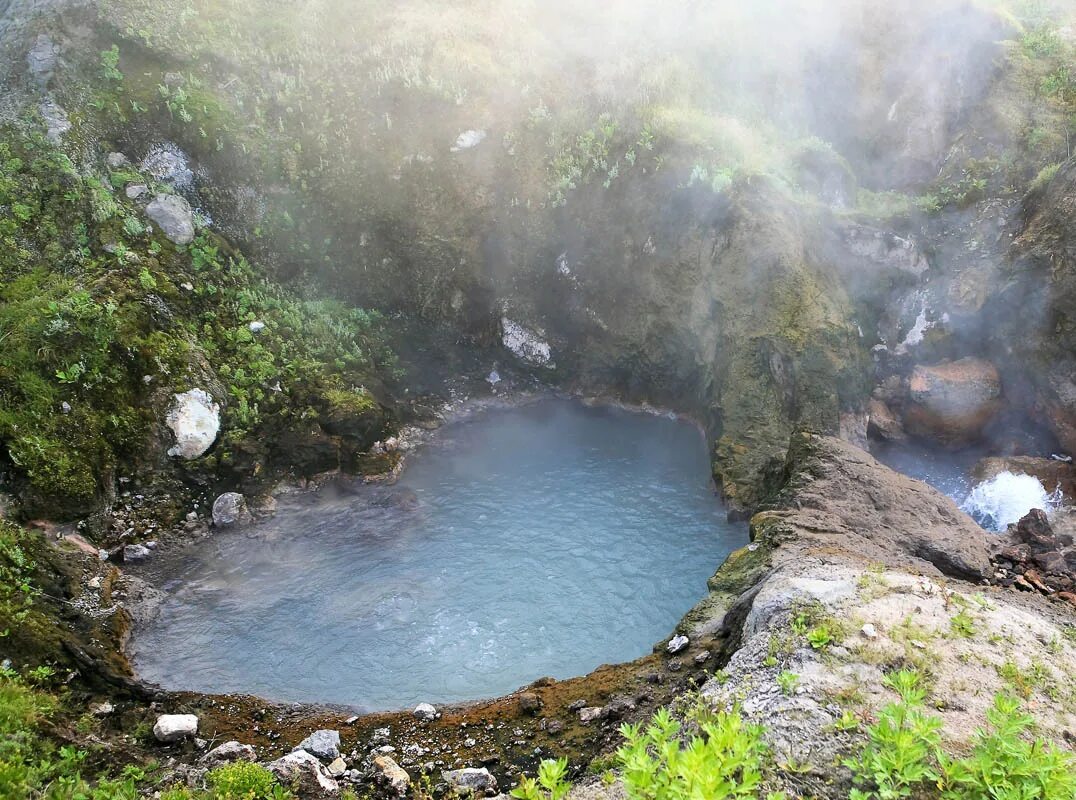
[518,691,541,715]
[764,433,993,581]
[153,714,199,743]
[212,493,250,528]
[146,193,195,245]
[200,741,256,768]
[267,751,338,796]
[442,767,497,795]
[294,729,340,761]
[904,358,1001,446]
[166,389,220,459]
[372,755,410,796]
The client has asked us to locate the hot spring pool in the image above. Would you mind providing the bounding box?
[129,399,745,710]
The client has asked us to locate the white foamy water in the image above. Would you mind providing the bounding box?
[960,471,1063,532]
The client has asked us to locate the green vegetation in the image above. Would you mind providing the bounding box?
[848,673,1075,800]
[0,123,393,516]
[617,707,776,800]
[511,757,571,800]
[776,671,800,696]
[0,670,147,800]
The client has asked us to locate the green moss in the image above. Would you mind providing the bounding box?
[323,387,378,415]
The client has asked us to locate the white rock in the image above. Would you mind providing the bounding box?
[126,183,148,200]
[326,757,347,777]
[90,701,114,716]
[667,634,689,654]
[248,320,266,333]
[267,751,338,795]
[106,152,130,169]
[153,713,199,743]
[166,389,220,459]
[501,317,552,367]
[450,130,487,152]
[413,702,438,721]
[442,767,497,794]
[861,623,878,640]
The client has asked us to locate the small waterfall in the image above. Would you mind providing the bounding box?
[960,471,1064,532]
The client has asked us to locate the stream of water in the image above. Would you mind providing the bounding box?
[129,399,745,710]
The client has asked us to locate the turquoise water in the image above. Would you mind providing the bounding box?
[129,399,745,710]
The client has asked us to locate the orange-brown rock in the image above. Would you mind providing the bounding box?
[904,358,1001,446]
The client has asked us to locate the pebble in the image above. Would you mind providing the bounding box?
[861,623,878,639]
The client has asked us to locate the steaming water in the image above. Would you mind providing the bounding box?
[961,472,1063,532]
[871,441,1062,531]
[129,399,744,710]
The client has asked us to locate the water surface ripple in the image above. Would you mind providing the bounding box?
[130,399,745,710]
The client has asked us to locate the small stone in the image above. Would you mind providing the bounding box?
[248,320,266,333]
[88,576,102,589]
[123,544,151,563]
[463,737,476,748]
[371,726,391,742]
[295,729,341,761]
[90,701,114,716]
[578,707,602,723]
[106,152,130,169]
[693,650,711,664]
[326,757,347,777]
[200,741,256,767]
[668,659,683,672]
[667,634,689,654]
[153,713,199,743]
[567,699,587,711]
[861,623,878,640]
[413,703,438,721]
[518,692,541,715]
[442,767,497,794]
[126,183,148,200]
[372,755,410,796]
[345,716,360,725]
[545,720,564,735]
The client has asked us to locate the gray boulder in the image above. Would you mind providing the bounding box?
[146,194,195,245]
[212,493,250,528]
[267,751,338,795]
[413,702,437,720]
[294,729,340,761]
[122,544,151,563]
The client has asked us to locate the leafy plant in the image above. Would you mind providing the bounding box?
[776,671,799,696]
[206,761,289,800]
[949,611,975,639]
[511,757,570,800]
[806,625,834,650]
[616,706,769,800]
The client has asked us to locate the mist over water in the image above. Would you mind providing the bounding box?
[130,399,744,710]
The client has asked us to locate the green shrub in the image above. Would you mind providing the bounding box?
[616,706,770,800]
[206,761,287,800]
